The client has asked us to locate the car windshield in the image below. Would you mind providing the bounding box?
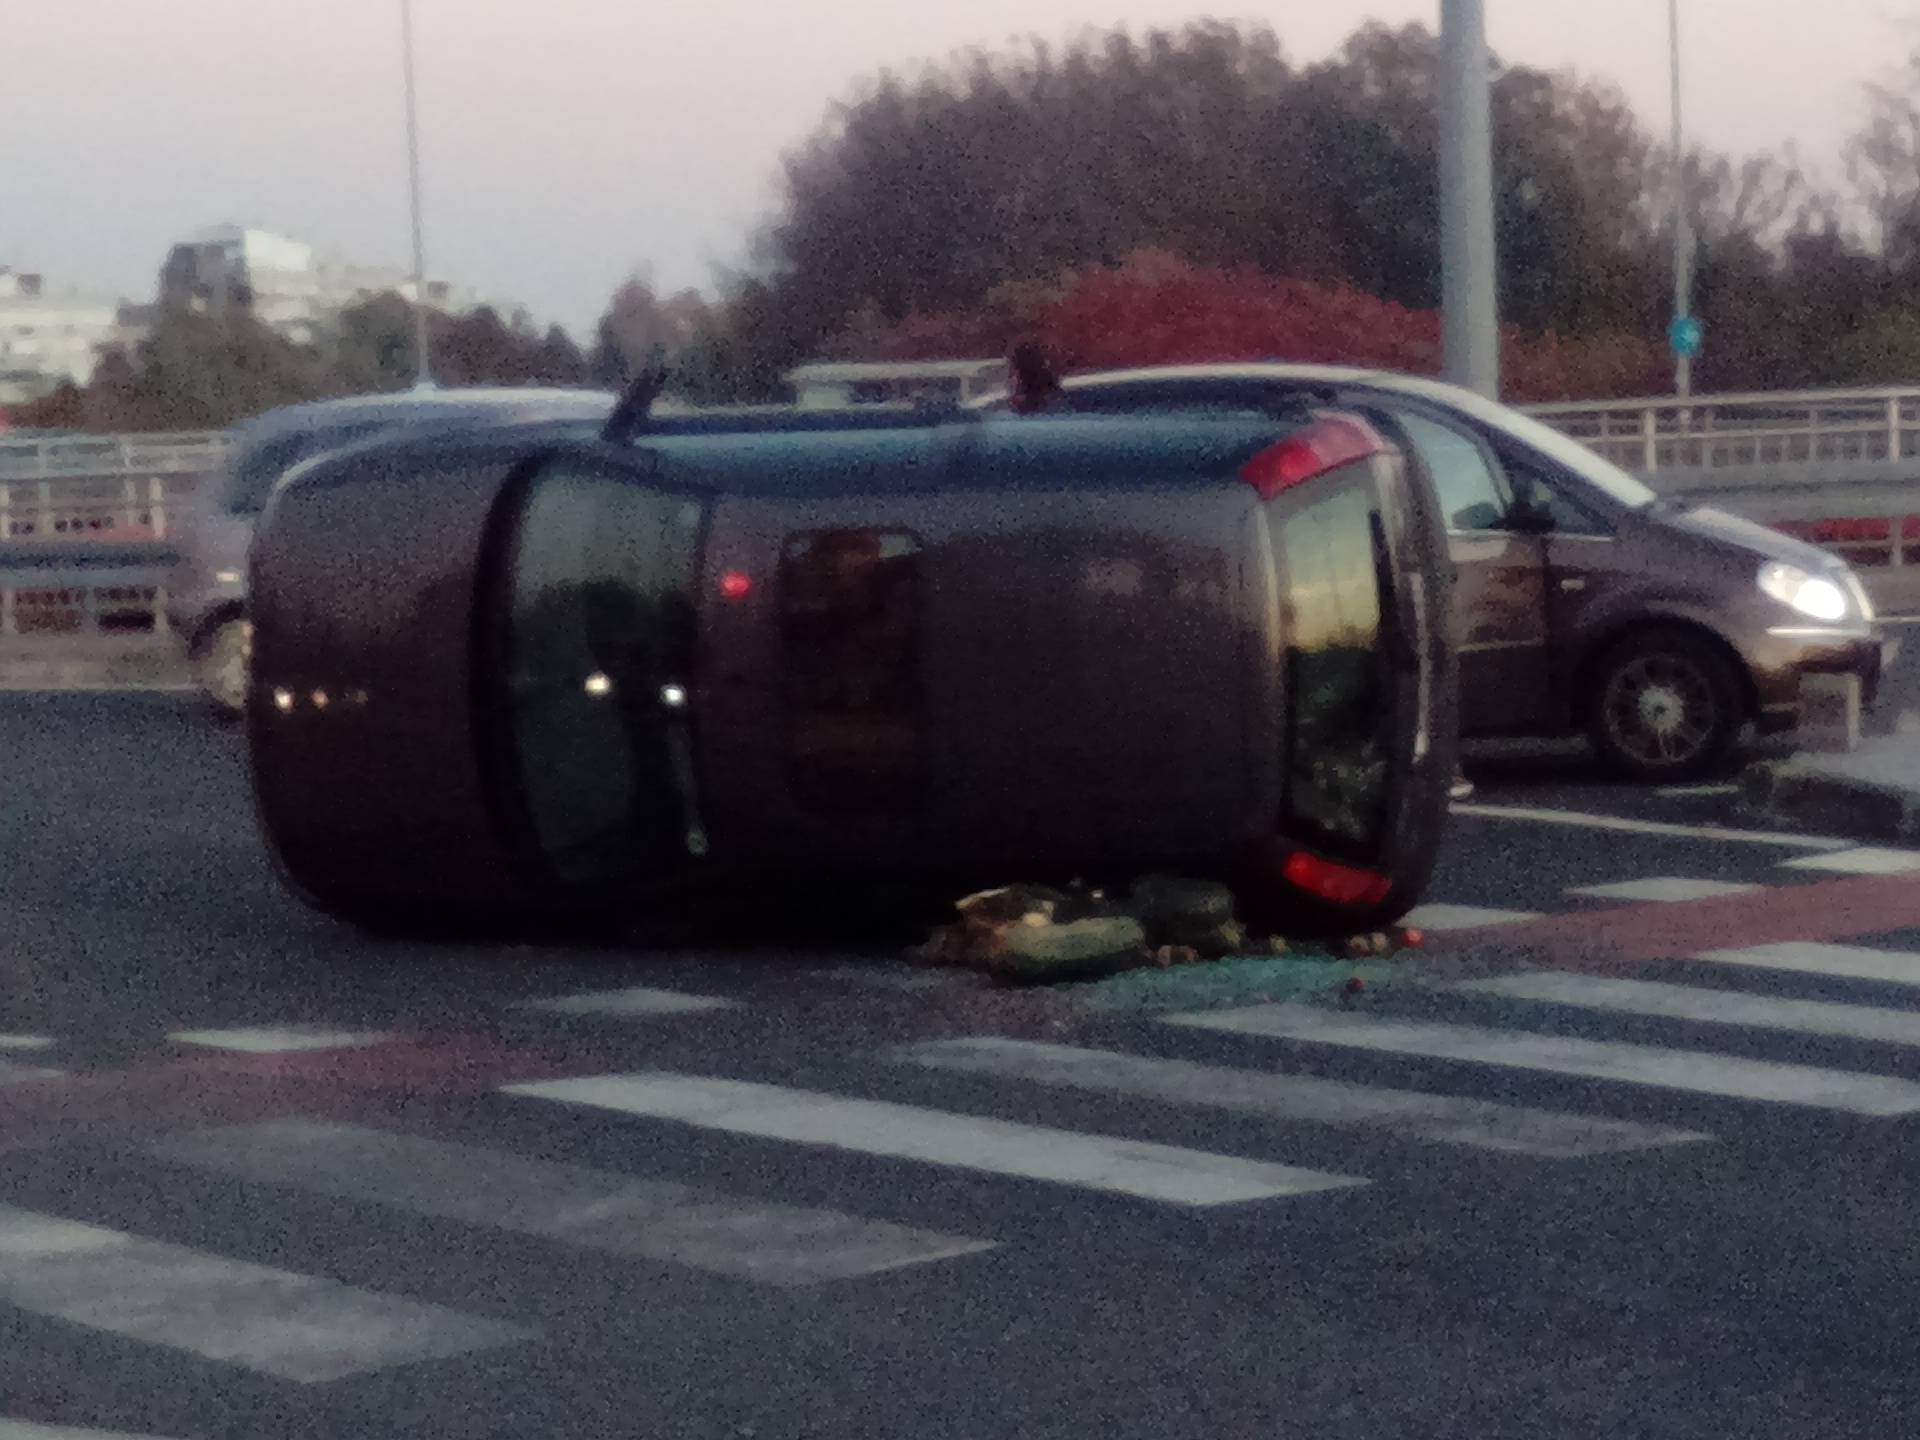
[1383,376,1659,508]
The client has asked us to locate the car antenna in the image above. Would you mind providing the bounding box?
[601,357,669,446]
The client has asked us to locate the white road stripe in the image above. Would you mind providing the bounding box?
[1697,941,1920,989]
[1655,783,1739,798]
[0,1060,60,1088]
[1167,1004,1920,1115]
[0,1036,53,1052]
[165,1025,392,1054]
[1567,877,1761,903]
[505,1073,1365,1206]
[898,1038,1707,1157]
[0,1422,180,1439]
[1460,972,1920,1048]
[1400,903,1542,931]
[159,1120,992,1285]
[518,986,737,1018]
[1452,802,1851,851]
[0,1205,532,1383]
[1781,846,1920,875]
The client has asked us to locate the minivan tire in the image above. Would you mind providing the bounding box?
[1584,625,1743,782]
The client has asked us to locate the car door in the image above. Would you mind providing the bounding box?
[1377,408,1553,736]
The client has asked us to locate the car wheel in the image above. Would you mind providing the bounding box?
[195,615,252,719]
[1585,627,1742,782]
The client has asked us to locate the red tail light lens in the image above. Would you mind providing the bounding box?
[1282,851,1393,907]
[1239,418,1385,500]
[718,570,753,600]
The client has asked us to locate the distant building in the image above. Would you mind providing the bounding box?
[0,268,145,407]
[158,225,497,347]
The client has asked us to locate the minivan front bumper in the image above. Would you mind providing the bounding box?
[1749,625,1896,733]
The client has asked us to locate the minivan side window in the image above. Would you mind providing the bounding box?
[1395,412,1509,532]
[1506,456,1612,536]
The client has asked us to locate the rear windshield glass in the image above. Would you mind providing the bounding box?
[1273,471,1392,858]
[495,461,704,888]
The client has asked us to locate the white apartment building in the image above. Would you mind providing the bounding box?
[160,225,492,346]
[0,268,141,407]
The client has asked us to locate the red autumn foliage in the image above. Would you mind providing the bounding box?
[846,250,1668,403]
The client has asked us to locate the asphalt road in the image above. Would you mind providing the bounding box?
[5,691,1920,1439]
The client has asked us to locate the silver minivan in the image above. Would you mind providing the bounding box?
[169,387,614,714]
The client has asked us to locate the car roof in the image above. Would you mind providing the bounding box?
[979,363,1483,413]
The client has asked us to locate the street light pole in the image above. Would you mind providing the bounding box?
[1669,0,1693,399]
[1439,0,1500,397]
[400,0,432,390]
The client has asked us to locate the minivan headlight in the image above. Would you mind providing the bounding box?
[1759,562,1850,623]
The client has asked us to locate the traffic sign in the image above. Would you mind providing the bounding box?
[1669,314,1704,359]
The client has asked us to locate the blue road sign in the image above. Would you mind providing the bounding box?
[1669,314,1704,359]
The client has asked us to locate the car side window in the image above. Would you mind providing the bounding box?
[1393,412,1510,533]
[1505,457,1611,536]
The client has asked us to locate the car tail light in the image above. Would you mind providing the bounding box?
[1282,851,1393,907]
[718,570,753,600]
[1239,418,1385,500]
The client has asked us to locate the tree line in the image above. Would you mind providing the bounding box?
[25,17,1920,429]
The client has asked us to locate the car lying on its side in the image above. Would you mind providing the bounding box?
[245,397,1459,937]
[978,364,1892,781]
[169,386,616,716]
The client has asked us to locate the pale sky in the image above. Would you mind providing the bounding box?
[7,1,1914,337]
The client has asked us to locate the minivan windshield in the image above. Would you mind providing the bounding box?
[1384,377,1659,509]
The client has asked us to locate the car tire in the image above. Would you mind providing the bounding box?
[1584,626,1743,782]
[194,614,252,721]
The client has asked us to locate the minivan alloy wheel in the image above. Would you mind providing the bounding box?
[1586,627,1741,781]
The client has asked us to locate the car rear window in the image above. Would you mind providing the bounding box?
[1272,470,1393,858]
[224,422,395,514]
[495,460,704,887]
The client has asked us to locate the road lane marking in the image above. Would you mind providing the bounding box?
[0,1060,60,1088]
[504,1073,1365,1206]
[1782,846,1920,876]
[517,986,737,1018]
[1452,802,1852,851]
[0,1036,53,1052]
[1400,903,1543,931]
[158,1119,992,1285]
[1460,972,1920,1047]
[165,1025,393,1054]
[897,1038,1708,1157]
[1568,877,1762,903]
[0,1204,532,1383]
[1166,1005,1920,1115]
[1656,783,1739,798]
[1696,941,1920,988]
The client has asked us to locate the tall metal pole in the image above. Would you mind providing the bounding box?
[1439,0,1500,397]
[401,0,432,389]
[1669,0,1693,399]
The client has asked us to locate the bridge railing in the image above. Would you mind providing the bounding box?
[0,432,227,640]
[1525,388,1920,472]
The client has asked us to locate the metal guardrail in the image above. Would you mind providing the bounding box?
[1526,387,1920,473]
[0,433,224,640]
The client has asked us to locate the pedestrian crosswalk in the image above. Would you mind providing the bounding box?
[16,927,1920,1421]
